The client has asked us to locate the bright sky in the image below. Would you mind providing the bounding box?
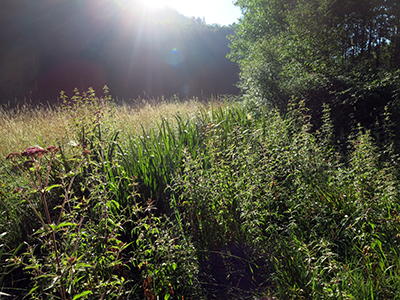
[141,0,242,25]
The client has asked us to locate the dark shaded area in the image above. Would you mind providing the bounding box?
[0,0,239,105]
[230,0,400,145]
[199,243,270,299]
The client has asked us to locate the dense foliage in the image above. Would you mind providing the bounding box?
[0,0,239,104]
[2,0,400,298]
[1,93,400,298]
[230,0,400,139]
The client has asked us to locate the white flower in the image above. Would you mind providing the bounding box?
[68,140,79,147]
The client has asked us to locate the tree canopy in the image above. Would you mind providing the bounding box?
[230,0,400,133]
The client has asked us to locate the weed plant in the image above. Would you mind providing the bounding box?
[1,90,400,299]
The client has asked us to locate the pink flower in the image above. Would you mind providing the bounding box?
[22,146,48,158]
[5,152,21,160]
[46,146,60,153]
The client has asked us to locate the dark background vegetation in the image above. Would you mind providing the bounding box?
[230,0,400,143]
[0,0,239,104]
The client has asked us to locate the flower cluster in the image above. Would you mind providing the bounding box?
[6,146,59,160]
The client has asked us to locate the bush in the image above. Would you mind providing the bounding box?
[2,91,400,298]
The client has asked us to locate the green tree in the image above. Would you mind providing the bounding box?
[230,0,400,133]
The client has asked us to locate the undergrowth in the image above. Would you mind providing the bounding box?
[1,89,400,299]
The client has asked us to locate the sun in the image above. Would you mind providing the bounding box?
[122,0,197,15]
[142,0,167,9]
[124,0,168,11]
[120,0,198,17]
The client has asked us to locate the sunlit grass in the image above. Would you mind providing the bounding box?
[114,100,221,138]
[2,95,399,299]
[0,99,221,157]
[0,106,71,157]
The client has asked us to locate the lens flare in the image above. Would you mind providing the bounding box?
[165,48,184,67]
[123,0,168,11]
[143,0,166,9]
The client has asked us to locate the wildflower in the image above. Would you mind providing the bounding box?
[6,152,21,160]
[68,140,79,147]
[22,146,48,158]
[46,146,60,153]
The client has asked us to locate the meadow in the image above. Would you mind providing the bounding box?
[1,89,400,299]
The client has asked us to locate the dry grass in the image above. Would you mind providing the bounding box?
[114,100,212,135]
[0,99,221,157]
[0,106,71,157]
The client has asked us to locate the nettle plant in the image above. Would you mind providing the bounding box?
[4,89,203,299]
[5,91,132,299]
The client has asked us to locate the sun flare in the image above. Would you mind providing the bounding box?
[123,0,196,13]
[141,0,166,9]
[124,0,169,11]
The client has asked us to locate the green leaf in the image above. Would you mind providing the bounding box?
[76,263,93,269]
[56,222,78,230]
[45,184,62,192]
[27,285,39,296]
[107,199,120,210]
[71,275,85,286]
[72,291,93,300]
[171,262,177,271]
[57,222,78,228]
[49,222,77,231]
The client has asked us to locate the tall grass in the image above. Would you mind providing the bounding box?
[0,96,218,157]
[1,90,400,299]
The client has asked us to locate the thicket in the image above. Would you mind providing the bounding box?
[1,91,400,299]
[230,0,400,144]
